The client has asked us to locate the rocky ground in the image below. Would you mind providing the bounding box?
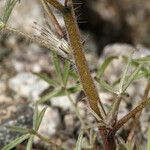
[0,0,150,149]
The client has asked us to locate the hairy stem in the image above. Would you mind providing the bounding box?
[61,2,105,118]
[127,80,150,141]
[112,97,150,133]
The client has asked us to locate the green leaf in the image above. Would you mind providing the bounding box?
[33,72,57,86]
[133,71,150,80]
[35,107,47,131]
[26,136,33,150]
[0,18,5,31]
[135,140,142,150]
[117,137,128,150]
[96,78,116,93]
[2,134,30,150]
[147,124,150,150]
[76,131,83,150]
[122,63,144,92]
[37,88,64,104]
[6,126,28,134]
[123,56,149,76]
[97,56,118,78]
[126,141,132,150]
[134,56,150,64]
[67,85,81,94]
[119,54,133,93]
[52,51,63,84]
[63,60,71,86]
[2,0,19,24]
[33,104,38,130]
[69,70,78,80]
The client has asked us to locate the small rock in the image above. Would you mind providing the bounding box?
[51,96,75,111]
[64,114,74,129]
[8,72,49,100]
[0,103,33,149]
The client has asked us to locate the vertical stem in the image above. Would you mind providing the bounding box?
[62,4,105,118]
[99,129,116,150]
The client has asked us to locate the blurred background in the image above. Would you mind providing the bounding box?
[0,0,150,149]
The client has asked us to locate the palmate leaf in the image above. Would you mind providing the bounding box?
[126,141,132,150]
[2,134,30,150]
[96,56,118,78]
[2,0,20,23]
[63,60,71,86]
[96,79,117,94]
[26,136,33,150]
[123,56,149,74]
[69,69,78,80]
[67,84,81,93]
[147,124,150,150]
[119,54,133,93]
[52,51,63,84]
[35,107,47,131]
[133,56,150,64]
[122,63,144,92]
[117,137,128,150]
[0,18,5,31]
[5,126,29,134]
[37,88,63,104]
[33,105,47,131]
[37,84,81,104]
[33,104,38,131]
[76,131,84,150]
[33,72,58,86]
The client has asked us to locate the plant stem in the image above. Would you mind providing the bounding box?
[101,132,116,150]
[45,0,64,11]
[41,0,64,37]
[112,97,150,133]
[61,1,105,118]
[127,80,150,141]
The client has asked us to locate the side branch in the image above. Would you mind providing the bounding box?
[41,0,64,37]
[62,4,105,118]
[112,97,150,133]
[45,0,64,11]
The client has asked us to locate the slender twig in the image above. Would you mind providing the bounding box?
[112,97,150,133]
[41,0,64,37]
[127,80,150,141]
[61,2,106,118]
[45,0,64,11]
